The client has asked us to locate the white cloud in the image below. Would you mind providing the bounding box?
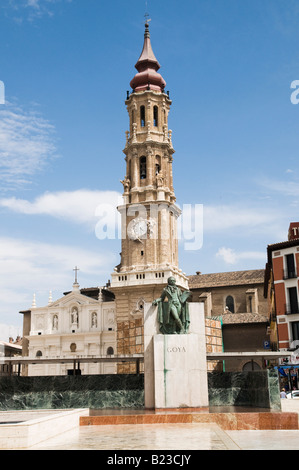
[0,102,57,190]
[3,0,72,20]
[216,247,266,265]
[258,177,299,198]
[0,189,122,233]
[0,236,113,289]
[216,247,238,264]
[26,0,40,8]
[203,204,280,232]
[0,235,117,330]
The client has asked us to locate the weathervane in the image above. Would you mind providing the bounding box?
[144,1,151,25]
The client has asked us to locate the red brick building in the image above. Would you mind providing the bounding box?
[265,222,299,351]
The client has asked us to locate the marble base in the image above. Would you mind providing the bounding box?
[0,375,144,410]
[144,302,208,409]
[208,370,281,410]
[80,410,299,430]
[153,334,209,409]
[0,409,88,449]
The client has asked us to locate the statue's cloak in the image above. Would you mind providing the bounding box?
[157,286,191,334]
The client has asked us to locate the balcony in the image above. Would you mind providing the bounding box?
[283,269,298,280]
[285,302,299,315]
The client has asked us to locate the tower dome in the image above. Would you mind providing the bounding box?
[130,22,166,92]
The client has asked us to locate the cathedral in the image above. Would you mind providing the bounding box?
[20,20,191,376]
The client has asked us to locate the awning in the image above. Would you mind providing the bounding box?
[275,365,299,377]
[274,364,299,369]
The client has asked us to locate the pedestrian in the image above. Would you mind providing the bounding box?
[280,388,287,399]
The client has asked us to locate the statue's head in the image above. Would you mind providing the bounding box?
[167,276,176,285]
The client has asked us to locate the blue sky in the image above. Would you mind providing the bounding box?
[1,0,299,339]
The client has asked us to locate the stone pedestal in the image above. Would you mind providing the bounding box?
[144,302,208,409]
[153,333,208,408]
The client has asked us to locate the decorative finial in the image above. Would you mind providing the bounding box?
[144,11,151,37]
[32,293,36,309]
[144,0,151,33]
[48,290,52,305]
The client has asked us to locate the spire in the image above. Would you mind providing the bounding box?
[130,21,166,92]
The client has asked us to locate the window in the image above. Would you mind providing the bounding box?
[242,361,261,371]
[225,295,235,313]
[140,156,147,179]
[291,321,299,342]
[36,350,42,357]
[285,254,296,279]
[155,155,161,175]
[248,295,252,313]
[140,106,145,127]
[107,347,114,355]
[153,106,158,126]
[287,287,299,314]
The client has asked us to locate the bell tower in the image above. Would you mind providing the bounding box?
[110,22,188,364]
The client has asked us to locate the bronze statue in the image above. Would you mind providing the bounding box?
[152,276,191,334]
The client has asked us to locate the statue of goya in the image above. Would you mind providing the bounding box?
[152,276,191,334]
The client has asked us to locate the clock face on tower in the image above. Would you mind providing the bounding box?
[127,217,148,240]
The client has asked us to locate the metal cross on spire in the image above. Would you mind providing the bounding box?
[73,266,79,284]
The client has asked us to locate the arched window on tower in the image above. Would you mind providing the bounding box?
[140,106,145,127]
[155,155,161,175]
[225,295,235,313]
[153,106,158,127]
[140,156,147,179]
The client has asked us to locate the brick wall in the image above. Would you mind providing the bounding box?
[116,316,223,373]
[205,317,223,372]
[117,318,144,374]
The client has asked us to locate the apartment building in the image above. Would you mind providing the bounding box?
[265,222,299,351]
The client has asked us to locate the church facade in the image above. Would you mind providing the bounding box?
[21,281,116,376]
